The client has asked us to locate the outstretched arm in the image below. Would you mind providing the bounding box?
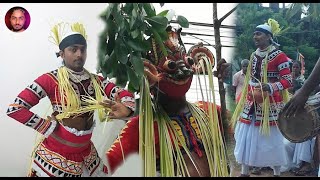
[100,93,133,119]
[99,77,135,119]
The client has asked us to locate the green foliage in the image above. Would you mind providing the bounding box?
[97,3,189,93]
[235,3,274,60]
[235,3,320,79]
[176,15,189,28]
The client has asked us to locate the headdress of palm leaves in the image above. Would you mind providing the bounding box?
[49,21,109,122]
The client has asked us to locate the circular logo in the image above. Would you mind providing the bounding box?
[5,6,31,32]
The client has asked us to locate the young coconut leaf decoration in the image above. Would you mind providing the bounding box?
[97,3,189,92]
[99,3,230,177]
[98,3,196,177]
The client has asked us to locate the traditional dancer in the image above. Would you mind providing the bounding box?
[231,19,292,177]
[6,22,135,177]
[103,26,230,177]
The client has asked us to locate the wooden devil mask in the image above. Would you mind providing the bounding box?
[143,26,215,98]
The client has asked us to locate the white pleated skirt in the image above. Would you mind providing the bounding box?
[293,138,316,164]
[281,137,316,172]
[233,116,288,167]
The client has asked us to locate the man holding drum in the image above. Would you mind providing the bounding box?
[283,58,320,177]
[282,58,320,123]
[280,60,316,176]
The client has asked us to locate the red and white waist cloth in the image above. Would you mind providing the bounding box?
[30,122,109,177]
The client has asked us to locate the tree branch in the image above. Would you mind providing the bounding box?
[219,5,238,24]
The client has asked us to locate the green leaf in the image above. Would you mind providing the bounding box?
[102,50,117,76]
[157,29,169,41]
[105,19,117,55]
[106,32,115,56]
[126,38,150,52]
[126,39,143,51]
[112,9,123,31]
[129,6,138,29]
[165,9,175,21]
[130,52,144,77]
[130,16,145,31]
[157,10,169,17]
[123,3,134,15]
[151,28,168,57]
[146,16,168,30]
[123,17,131,30]
[97,29,108,56]
[143,3,156,17]
[100,3,114,21]
[127,82,138,93]
[113,63,128,88]
[120,19,126,30]
[129,17,136,30]
[105,17,116,36]
[115,39,128,64]
[142,36,151,50]
[130,29,140,39]
[127,65,141,91]
[177,15,189,28]
[100,69,108,79]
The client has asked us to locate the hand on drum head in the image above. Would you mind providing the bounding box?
[282,89,309,118]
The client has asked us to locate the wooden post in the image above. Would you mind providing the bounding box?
[212,3,237,126]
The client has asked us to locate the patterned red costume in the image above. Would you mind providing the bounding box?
[7,68,135,177]
[233,20,293,176]
[239,47,292,126]
[106,102,223,174]
[104,26,228,176]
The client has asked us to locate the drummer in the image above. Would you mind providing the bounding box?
[281,60,316,176]
[282,57,320,177]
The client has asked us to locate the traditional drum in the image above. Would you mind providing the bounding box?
[278,92,320,143]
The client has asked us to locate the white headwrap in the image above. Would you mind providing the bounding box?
[255,23,280,47]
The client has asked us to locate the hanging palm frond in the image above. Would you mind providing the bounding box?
[192,56,229,176]
[139,77,157,176]
[155,105,194,177]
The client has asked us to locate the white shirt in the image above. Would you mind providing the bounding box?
[232,70,246,99]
